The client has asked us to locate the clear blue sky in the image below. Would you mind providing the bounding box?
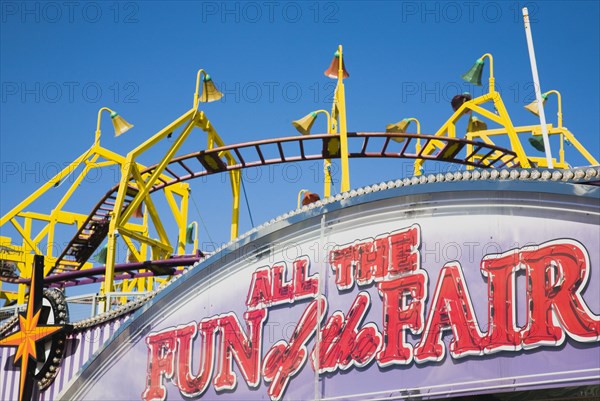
[1,1,599,259]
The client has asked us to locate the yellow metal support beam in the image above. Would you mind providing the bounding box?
[490,93,530,167]
[128,165,172,246]
[413,90,532,175]
[0,146,94,227]
[164,188,189,254]
[335,45,350,193]
[117,226,171,253]
[196,113,241,240]
[466,123,598,169]
[1,105,198,311]
[561,129,599,166]
[122,235,143,262]
[103,110,197,298]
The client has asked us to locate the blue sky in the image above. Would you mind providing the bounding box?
[1,1,599,265]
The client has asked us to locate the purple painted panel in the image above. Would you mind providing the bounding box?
[58,191,600,401]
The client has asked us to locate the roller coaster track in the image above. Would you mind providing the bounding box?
[5,254,202,288]
[50,132,518,277]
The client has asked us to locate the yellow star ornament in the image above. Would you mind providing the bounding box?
[0,255,68,401]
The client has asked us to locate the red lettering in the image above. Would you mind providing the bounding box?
[521,240,600,348]
[141,327,178,401]
[142,233,600,401]
[175,320,218,398]
[271,264,293,304]
[293,257,319,300]
[389,225,420,275]
[377,271,427,366]
[330,225,421,290]
[246,266,272,309]
[314,292,382,373]
[355,236,388,286]
[247,258,319,309]
[263,298,327,401]
[414,263,484,363]
[481,249,521,353]
[213,309,268,391]
[330,244,356,290]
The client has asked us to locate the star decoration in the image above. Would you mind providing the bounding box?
[0,256,68,401]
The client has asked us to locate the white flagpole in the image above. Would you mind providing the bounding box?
[522,7,554,168]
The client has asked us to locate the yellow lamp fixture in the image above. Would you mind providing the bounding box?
[524,94,547,115]
[111,111,134,137]
[524,90,563,127]
[95,107,133,144]
[193,69,224,107]
[524,90,564,151]
[292,109,334,197]
[385,119,410,134]
[200,74,224,103]
[292,110,331,136]
[323,45,350,194]
[385,117,421,143]
[292,112,318,136]
[467,115,488,133]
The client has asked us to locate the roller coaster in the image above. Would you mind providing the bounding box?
[0,46,598,317]
[0,43,599,401]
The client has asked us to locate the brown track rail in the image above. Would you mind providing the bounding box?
[52,132,517,274]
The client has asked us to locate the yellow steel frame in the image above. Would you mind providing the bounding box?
[413,53,532,175]
[465,89,597,168]
[404,118,422,154]
[1,69,241,311]
[308,110,334,198]
[543,90,563,128]
[0,144,119,304]
[296,45,350,199]
[466,124,598,168]
[4,54,597,313]
[0,139,175,304]
[102,70,240,310]
[187,220,199,254]
[331,45,351,193]
[0,108,192,307]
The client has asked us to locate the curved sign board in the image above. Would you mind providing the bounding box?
[62,180,600,401]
